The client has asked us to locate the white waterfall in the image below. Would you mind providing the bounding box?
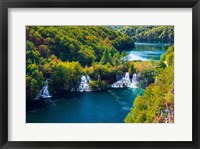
[35,80,52,100]
[77,75,91,92]
[132,73,139,85]
[111,72,138,88]
[132,73,137,85]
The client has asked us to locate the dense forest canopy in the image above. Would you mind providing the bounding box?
[26,26,134,100]
[26,26,134,66]
[107,26,174,43]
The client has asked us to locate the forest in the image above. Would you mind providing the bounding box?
[26,26,174,123]
[26,26,135,100]
[108,26,174,43]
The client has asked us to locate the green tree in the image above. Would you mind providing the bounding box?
[100,49,111,64]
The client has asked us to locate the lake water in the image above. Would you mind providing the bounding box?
[127,42,170,61]
[27,88,142,123]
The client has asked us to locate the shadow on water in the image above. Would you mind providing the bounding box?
[26,88,143,123]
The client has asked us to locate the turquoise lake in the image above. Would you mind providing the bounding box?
[127,42,169,61]
[27,88,142,123]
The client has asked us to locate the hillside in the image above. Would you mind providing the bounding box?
[26,26,134,100]
[125,45,174,123]
[108,26,174,44]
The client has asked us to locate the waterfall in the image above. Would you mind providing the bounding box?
[77,75,91,92]
[35,79,52,100]
[132,73,138,85]
[111,72,138,88]
[129,73,138,88]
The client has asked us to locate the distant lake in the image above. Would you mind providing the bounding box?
[127,42,170,61]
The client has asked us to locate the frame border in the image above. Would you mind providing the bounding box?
[0,0,199,149]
